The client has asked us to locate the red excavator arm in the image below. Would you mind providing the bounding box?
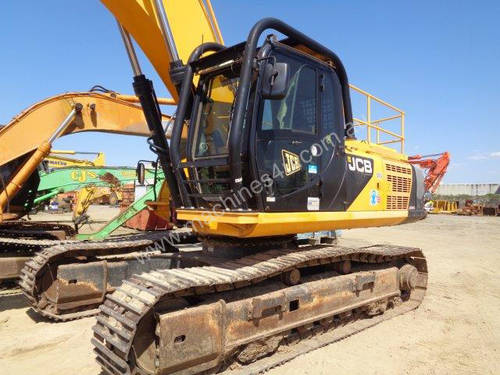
[408,152,450,193]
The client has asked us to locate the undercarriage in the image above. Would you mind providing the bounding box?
[91,241,427,374]
[18,230,197,321]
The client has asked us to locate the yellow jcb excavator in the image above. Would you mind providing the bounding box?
[91,4,428,375]
[12,1,427,373]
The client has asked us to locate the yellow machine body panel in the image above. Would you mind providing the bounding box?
[73,185,121,221]
[146,180,173,222]
[176,140,414,237]
[343,140,413,213]
[178,210,408,238]
[100,0,223,100]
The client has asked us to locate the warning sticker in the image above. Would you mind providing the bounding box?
[369,189,381,206]
[307,197,320,211]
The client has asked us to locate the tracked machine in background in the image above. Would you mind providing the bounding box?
[0,91,183,283]
[409,152,451,213]
[14,0,224,312]
[0,91,175,222]
[86,5,427,374]
[34,163,150,224]
[409,152,450,194]
[44,149,106,169]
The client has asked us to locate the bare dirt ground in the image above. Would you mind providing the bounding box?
[1,212,499,375]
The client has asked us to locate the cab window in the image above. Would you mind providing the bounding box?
[260,55,317,135]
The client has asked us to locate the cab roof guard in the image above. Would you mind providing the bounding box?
[227,18,354,196]
[170,18,353,207]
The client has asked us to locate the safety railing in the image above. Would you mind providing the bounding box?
[349,84,405,153]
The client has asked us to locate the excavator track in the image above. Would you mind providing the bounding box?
[0,221,77,282]
[92,244,427,375]
[19,230,197,321]
[0,282,22,297]
[0,236,73,249]
[0,221,76,240]
[0,221,76,252]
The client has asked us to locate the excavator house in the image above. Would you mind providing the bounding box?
[91,9,429,375]
[168,23,428,235]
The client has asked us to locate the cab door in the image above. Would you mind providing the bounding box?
[317,68,347,211]
[255,51,322,211]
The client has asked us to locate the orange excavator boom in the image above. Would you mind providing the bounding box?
[409,152,450,193]
[0,91,174,220]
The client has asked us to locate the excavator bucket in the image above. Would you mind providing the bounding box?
[100,0,223,100]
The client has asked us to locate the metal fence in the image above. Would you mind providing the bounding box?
[350,84,405,153]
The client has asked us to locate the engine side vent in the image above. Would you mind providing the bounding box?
[386,195,410,210]
[386,174,411,193]
[386,164,412,175]
[385,163,412,210]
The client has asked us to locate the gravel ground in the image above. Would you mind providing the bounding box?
[0,212,499,375]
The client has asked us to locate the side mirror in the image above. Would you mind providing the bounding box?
[261,62,289,100]
[136,162,146,185]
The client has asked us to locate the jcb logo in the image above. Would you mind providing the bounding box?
[347,155,373,174]
[282,150,301,176]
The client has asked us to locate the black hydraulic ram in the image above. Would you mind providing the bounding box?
[117,22,182,207]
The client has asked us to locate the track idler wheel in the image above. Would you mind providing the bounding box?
[398,264,418,291]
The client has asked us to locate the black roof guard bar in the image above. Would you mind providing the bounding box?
[170,42,225,207]
[170,18,353,208]
[229,18,354,197]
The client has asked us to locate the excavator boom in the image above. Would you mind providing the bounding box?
[45,150,106,168]
[0,91,174,220]
[0,92,171,167]
[101,0,223,100]
[409,152,450,193]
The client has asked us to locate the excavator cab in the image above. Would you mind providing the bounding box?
[162,19,425,237]
[172,36,347,213]
[119,17,425,238]
[162,20,355,234]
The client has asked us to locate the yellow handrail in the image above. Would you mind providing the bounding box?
[349,84,405,153]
